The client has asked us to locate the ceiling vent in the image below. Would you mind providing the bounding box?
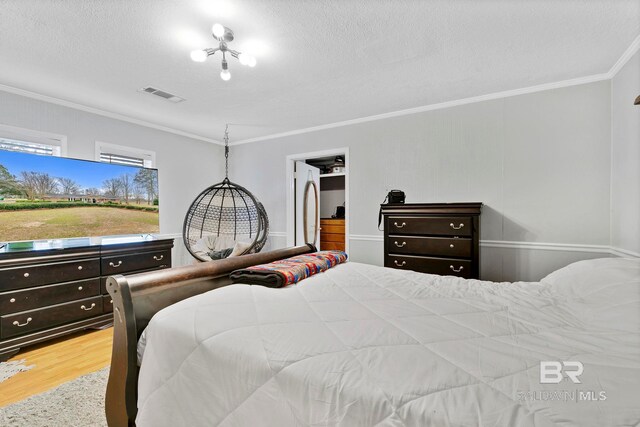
[139,86,185,103]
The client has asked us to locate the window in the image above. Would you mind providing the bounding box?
[0,124,67,157]
[0,138,61,156]
[96,141,155,168]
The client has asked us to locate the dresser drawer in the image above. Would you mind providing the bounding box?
[0,258,100,292]
[387,216,472,237]
[102,249,171,276]
[320,233,345,244]
[320,222,345,234]
[102,295,113,314]
[385,254,471,278]
[0,278,100,314]
[1,296,103,339]
[320,242,345,251]
[387,236,471,258]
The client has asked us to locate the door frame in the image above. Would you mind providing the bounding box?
[286,147,350,253]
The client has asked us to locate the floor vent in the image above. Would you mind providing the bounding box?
[139,86,185,103]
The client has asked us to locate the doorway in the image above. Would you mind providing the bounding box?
[286,148,349,253]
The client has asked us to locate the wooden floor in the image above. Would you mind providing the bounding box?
[0,327,113,407]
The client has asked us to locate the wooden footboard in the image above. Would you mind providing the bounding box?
[105,245,316,427]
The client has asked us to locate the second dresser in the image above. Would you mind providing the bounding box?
[381,203,482,279]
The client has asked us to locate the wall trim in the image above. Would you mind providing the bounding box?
[232,73,610,145]
[1,35,637,149]
[610,246,640,258]
[0,83,223,146]
[479,240,610,253]
[607,34,640,77]
[232,34,640,146]
[347,234,637,256]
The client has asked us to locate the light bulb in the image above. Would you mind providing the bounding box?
[220,69,231,81]
[238,52,249,65]
[190,50,207,62]
[212,23,225,39]
[247,56,256,67]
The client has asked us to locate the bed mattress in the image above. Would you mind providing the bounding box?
[136,258,640,426]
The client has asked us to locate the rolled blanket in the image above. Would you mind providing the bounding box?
[230,250,348,287]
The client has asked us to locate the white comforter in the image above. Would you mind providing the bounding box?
[137,258,640,427]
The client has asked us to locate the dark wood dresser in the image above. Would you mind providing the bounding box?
[0,236,173,361]
[381,203,482,279]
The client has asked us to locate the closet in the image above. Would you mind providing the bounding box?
[292,153,347,252]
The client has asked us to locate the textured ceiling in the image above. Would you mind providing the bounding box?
[0,0,638,143]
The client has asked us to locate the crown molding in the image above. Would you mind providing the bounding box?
[607,34,640,77]
[232,73,610,146]
[233,34,640,146]
[0,83,223,146]
[1,34,637,148]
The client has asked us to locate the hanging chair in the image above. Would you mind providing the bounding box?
[183,126,269,262]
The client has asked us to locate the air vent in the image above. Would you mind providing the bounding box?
[139,86,185,103]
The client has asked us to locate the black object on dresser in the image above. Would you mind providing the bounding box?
[381,203,482,279]
[0,236,173,361]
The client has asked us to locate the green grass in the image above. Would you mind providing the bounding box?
[0,207,160,241]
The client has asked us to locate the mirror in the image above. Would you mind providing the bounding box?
[303,179,319,246]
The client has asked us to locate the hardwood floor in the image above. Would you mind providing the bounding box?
[0,327,113,407]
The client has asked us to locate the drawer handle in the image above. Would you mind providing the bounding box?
[153,254,164,261]
[109,261,123,268]
[394,260,407,267]
[449,244,455,248]
[9,298,16,303]
[77,265,83,270]
[394,241,406,248]
[109,299,113,304]
[78,286,83,291]
[80,303,96,311]
[13,317,32,327]
[450,265,464,273]
[394,222,407,228]
[23,272,30,278]
[450,223,464,230]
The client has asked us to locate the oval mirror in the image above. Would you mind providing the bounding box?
[303,179,319,246]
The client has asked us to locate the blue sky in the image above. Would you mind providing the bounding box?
[0,150,149,189]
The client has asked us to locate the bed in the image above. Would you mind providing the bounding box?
[105,246,640,426]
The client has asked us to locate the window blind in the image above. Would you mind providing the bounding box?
[0,138,60,156]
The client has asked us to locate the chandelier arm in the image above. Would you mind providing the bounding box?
[228,50,241,59]
[205,48,219,57]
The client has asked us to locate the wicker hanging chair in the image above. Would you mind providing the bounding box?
[183,126,269,261]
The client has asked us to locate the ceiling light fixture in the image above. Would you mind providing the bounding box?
[190,23,256,81]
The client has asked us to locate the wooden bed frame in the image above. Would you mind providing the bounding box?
[104,244,316,427]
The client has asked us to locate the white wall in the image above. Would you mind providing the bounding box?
[0,90,224,266]
[611,49,640,256]
[231,81,613,282]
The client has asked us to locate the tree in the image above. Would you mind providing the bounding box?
[132,181,145,205]
[20,171,58,199]
[133,169,158,205]
[57,177,81,195]
[84,187,101,196]
[102,178,122,200]
[0,163,22,196]
[117,174,133,204]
